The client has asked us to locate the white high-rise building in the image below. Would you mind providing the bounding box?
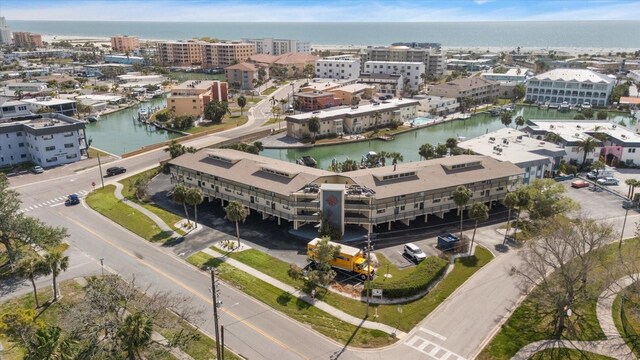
[363,61,425,91]
[525,69,615,107]
[241,38,310,55]
[0,17,12,45]
[315,55,361,80]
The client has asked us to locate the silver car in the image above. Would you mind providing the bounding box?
[596,177,619,186]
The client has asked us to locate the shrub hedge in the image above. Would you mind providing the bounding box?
[367,256,448,299]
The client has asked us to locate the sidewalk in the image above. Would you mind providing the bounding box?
[200,247,408,339]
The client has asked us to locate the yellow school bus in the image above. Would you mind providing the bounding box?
[307,238,374,280]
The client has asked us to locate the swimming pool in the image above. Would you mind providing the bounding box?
[410,116,437,126]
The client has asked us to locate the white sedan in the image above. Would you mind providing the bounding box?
[596,177,619,186]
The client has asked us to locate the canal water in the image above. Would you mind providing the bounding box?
[85,96,182,155]
[261,106,635,170]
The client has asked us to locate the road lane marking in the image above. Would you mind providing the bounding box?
[405,335,466,360]
[420,327,447,341]
[50,202,65,208]
[55,211,310,360]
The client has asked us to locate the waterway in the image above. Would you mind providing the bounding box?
[261,106,635,170]
[85,96,182,155]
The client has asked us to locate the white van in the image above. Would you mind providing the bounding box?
[587,169,614,180]
[403,243,427,262]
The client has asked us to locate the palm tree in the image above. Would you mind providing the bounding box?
[237,95,247,116]
[186,187,204,228]
[452,186,473,239]
[468,202,489,254]
[445,138,458,152]
[514,116,525,130]
[18,258,51,308]
[500,111,513,128]
[502,192,518,245]
[576,137,598,170]
[512,188,531,242]
[117,312,153,360]
[308,116,320,142]
[372,111,382,132]
[172,184,190,225]
[225,200,248,247]
[26,326,76,360]
[44,251,69,302]
[625,178,637,199]
[419,143,435,160]
[435,144,448,158]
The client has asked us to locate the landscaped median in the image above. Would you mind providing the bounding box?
[186,252,397,348]
[199,245,492,334]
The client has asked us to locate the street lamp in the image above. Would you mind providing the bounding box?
[619,207,630,249]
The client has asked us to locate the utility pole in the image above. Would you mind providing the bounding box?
[365,232,372,318]
[210,268,222,360]
[619,207,630,250]
[97,152,105,189]
[220,325,225,360]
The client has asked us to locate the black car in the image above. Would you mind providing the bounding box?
[65,194,80,205]
[106,166,126,176]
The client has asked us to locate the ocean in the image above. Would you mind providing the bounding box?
[7,20,640,48]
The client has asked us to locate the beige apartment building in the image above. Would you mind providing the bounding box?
[428,78,499,104]
[111,35,140,52]
[157,41,205,66]
[168,80,228,117]
[12,32,43,48]
[202,42,255,68]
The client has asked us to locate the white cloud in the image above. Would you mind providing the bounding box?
[473,0,493,5]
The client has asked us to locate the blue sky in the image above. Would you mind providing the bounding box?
[1,0,640,21]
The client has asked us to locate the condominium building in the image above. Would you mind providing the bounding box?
[458,128,567,184]
[357,73,403,96]
[169,149,522,235]
[480,68,530,84]
[241,38,310,55]
[361,45,446,77]
[525,69,615,107]
[629,70,640,84]
[202,42,256,68]
[110,35,140,52]
[524,120,640,167]
[20,97,77,117]
[286,98,418,139]
[12,32,43,48]
[328,84,375,105]
[0,112,87,167]
[0,17,11,45]
[413,95,459,116]
[293,92,337,112]
[103,55,145,65]
[156,41,205,67]
[225,62,267,90]
[315,55,361,80]
[167,80,228,117]
[428,78,499,104]
[363,61,425,91]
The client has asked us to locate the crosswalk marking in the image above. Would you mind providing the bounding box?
[404,335,466,360]
[19,192,89,213]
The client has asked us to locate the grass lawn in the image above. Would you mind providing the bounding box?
[261,86,278,96]
[87,147,111,159]
[187,252,396,348]
[185,114,248,135]
[613,286,640,357]
[531,349,615,359]
[212,246,492,333]
[168,71,225,82]
[86,185,172,243]
[262,117,284,126]
[478,239,640,360]
[118,168,186,236]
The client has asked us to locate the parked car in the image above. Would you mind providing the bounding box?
[404,243,427,262]
[587,169,614,180]
[106,166,126,176]
[65,194,80,205]
[571,179,590,188]
[596,177,619,186]
[31,165,44,174]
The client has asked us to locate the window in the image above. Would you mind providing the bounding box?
[628,148,636,153]
[46,157,58,163]
[16,132,23,136]
[45,146,56,151]
[433,198,441,203]
[66,154,77,159]
[64,132,73,137]
[64,143,74,148]
[18,143,24,147]
[376,209,386,214]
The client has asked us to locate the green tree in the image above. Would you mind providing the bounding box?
[164,139,195,159]
[0,308,44,350]
[419,143,436,160]
[26,326,76,360]
[225,200,248,247]
[502,192,518,245]
[582,108,594,119]
[289,237,341,293]
[117,312,153,360]
[130,174,151,202]
[596,110,608,120]
[372,111,382,132]
[44,250,69,302]
[18,258,51,309]
[514,115,526,129]
[574,114,586,120]
[611,83,630,103]
[204,101,228,123]
[576,137,598,169]
[452,186,473,239]
[526,179,578,222]
[468,202,489,254]
[236,95,247,116]
[388,152,404,167]
[513,84,526,100]
[341,159,359,172]
[435,144,448,158]
[625,178,639,199]
[308,116,320,142]
[186,187,204,228]
[500,111,513,127]
[445,137,458,151]
[172,184,191,225]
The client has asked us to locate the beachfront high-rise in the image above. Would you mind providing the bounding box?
[111,35,140,52]
[12,32,43,48]
[156,40,255,68]
[361,44,446,78]
[524,69,615,107]
[202,42,255,68]
[241,38,310,55]
[0,16,11,45]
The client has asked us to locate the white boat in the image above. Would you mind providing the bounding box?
[457,136,466,141]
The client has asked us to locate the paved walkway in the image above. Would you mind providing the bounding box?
[512,274,639,360]
[200,247,408,339]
